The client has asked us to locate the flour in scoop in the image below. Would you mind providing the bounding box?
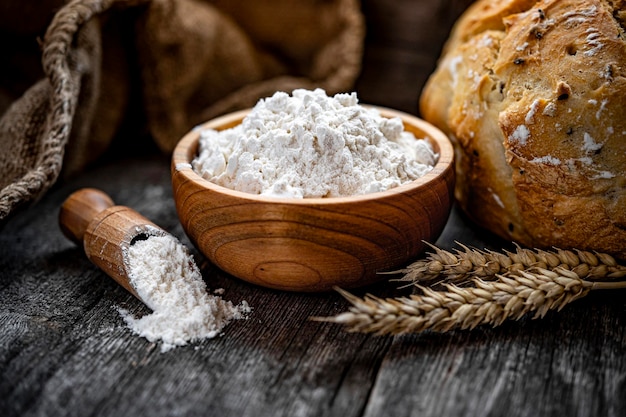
[192,88,437,198]
[118,234,250,352]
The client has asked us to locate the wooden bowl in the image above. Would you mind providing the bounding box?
[171,107,455,292]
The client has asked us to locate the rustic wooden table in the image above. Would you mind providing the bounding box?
[2,1,625,416]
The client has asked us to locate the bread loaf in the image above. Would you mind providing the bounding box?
[420,0,626,259]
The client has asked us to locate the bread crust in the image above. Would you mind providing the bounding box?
[420,0,626,258]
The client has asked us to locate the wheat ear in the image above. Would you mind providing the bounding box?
[384,242,626,285]
[314,268,626,335]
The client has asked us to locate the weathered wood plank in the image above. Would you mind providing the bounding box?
[2,1,626,416]
[0,155,399,417]
[2,153,625,417]
[362,291,626,417]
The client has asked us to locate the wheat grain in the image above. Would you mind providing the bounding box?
[384,242,626,285]
[314,269,626,335]
[317,244,626,335]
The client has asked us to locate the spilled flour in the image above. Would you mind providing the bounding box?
[118,234,250,352]
[192,88,437,198]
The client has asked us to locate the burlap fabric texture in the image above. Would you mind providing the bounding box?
[0,0,365,223]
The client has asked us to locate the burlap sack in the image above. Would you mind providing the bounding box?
[0,0,364,223]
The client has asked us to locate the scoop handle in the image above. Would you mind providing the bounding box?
[59,188,115,245]
[59,188,167,301]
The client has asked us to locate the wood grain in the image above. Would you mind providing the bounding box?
[58,187,115,245]
[2,153,626,417]
[171,108,455,291]
[59,188,169,301]
[2,1,625,416]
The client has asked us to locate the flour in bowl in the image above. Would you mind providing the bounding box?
[118,234,250,352]
[192,88,437,198]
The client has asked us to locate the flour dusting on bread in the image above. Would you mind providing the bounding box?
[420,0,626,259]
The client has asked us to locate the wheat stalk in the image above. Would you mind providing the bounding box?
[383,242,626,285]
[316,243,626,335]
[314,268,626,335]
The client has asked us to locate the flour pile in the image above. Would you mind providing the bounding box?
[192,88,437,198]
[118,234,250,352]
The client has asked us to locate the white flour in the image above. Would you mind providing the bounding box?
[192,89,437,198]
[118,234,250,352]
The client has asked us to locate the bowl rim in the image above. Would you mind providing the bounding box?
[172,105,454,205]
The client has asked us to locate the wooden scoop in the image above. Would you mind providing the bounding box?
[59,188,168,300]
